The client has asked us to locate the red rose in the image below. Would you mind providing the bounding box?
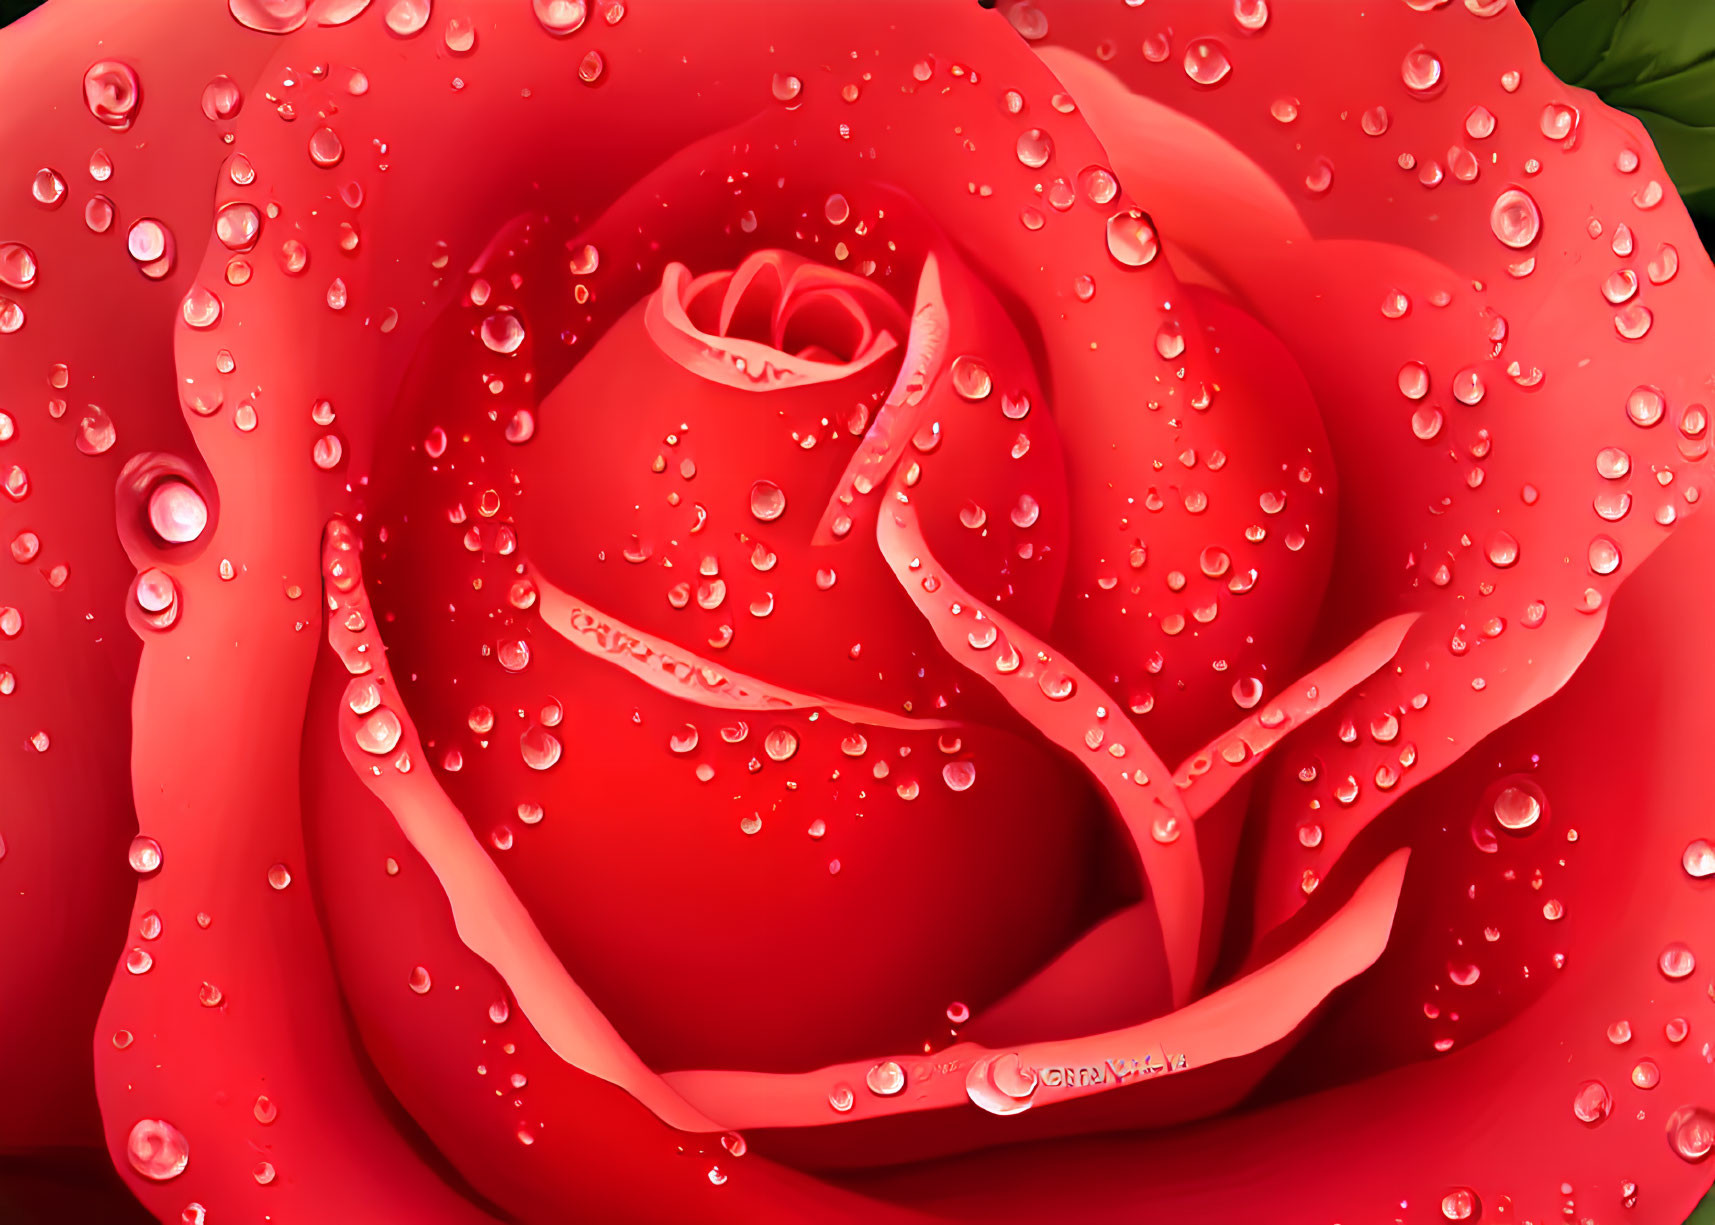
[2,0,1713,1221]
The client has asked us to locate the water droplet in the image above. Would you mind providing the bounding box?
[1401,46,1444,97]
[1588,536,1621,576]
[0,242,38,290]
[383,0,430,36]
[308,126,344,168]
[1233,0,1268,31]
[827,1083,855,1112]
[942,761,976,791]
[215,202,261,252]
[129,835,163,873]
[1105,208,1159,267]
[520,725,562,770]
[763,726,798,762]
[1015,128,1052,169]
[1183,39,1231,86]
[1441,1188,1478,1221]
[201,75,243,121]
[533,0,586,34]
[1659,942,1695,979]
[950,356,993,401]
[31,167,66,209]
[1078,165,1118,204]
[1492,783,1542,831]
[1573,1079,1613,1124]
[480,311,525,354]
[578,50,605,83]
[1540,102,1578,142]
[1490,188,1541,248]
[408,965,432,993]
[84,61,141,131]
[1486,530,1520,568]
[126,1119,189,1181]
[1683,839,1715,878]
[355,708,403,755]
[1627,385,1665,428]
[1632,1059,1661,1090]
[749,480,786,521]
[1666,1105,1714,1162]
[865,1061,905,1096]
[181,285,222,331]
[965,1052,1039,1115]
[1397,362,1429,400]
[127,218,176,280]
[229,0,309,33]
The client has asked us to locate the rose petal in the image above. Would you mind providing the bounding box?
[854,493,1715,1225]
[0,0,268,1166]
[1033,1,1715,945]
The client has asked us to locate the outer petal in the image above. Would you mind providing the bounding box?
[1032,0,1715,941]
[853,474,1715,1225]
[0,0,271,1169]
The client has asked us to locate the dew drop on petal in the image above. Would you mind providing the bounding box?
[128,835,163,873]
[1573,1079,1612,1124]
[1492,783,1541,831]
[865,1061,905,1096]
[126,1119,189,1181]
[749,480,786,522]
[1014,128,1052,169]
[1490,188,1541,249]
[1666,1106,1715,1162]
[1401,45,1444,97]
[942,761,976,791]
[200,75,243,121]
[1183,39,1231,86]
[533,0,586,35]
[32,167,67,208]
[1105,209,1159,267]
[229,0,309,33]
[84,60,141,132]
[1659,942,1695,979]
[383,0,430,36]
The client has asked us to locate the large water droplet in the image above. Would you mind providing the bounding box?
[84,61,141,131]
[1666,1105,1714,1162]
[128,835,163,873]
[950,356,993,401]
[126,1118,189,1181]
[1490,188,1541,249]
[1683,839,1715,878]
[965,1053,1039,1115]
[1573,1079,1613,1124]
[865,1061,905,1096]
[126,218,175,280]
[355,707,403,755]
[533,0,586,35]
[749,480,786,521]
[1183,39,1231,86]
[1401,45,1444,96]
[383,0,430,35]
[229,0,309,32]
[0,242,38,290]
[1015,128,1052,169]
[201,75,243,120]
[1492,783,1542,831]
[308,127,345,168]
[1659,942,1695,979]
